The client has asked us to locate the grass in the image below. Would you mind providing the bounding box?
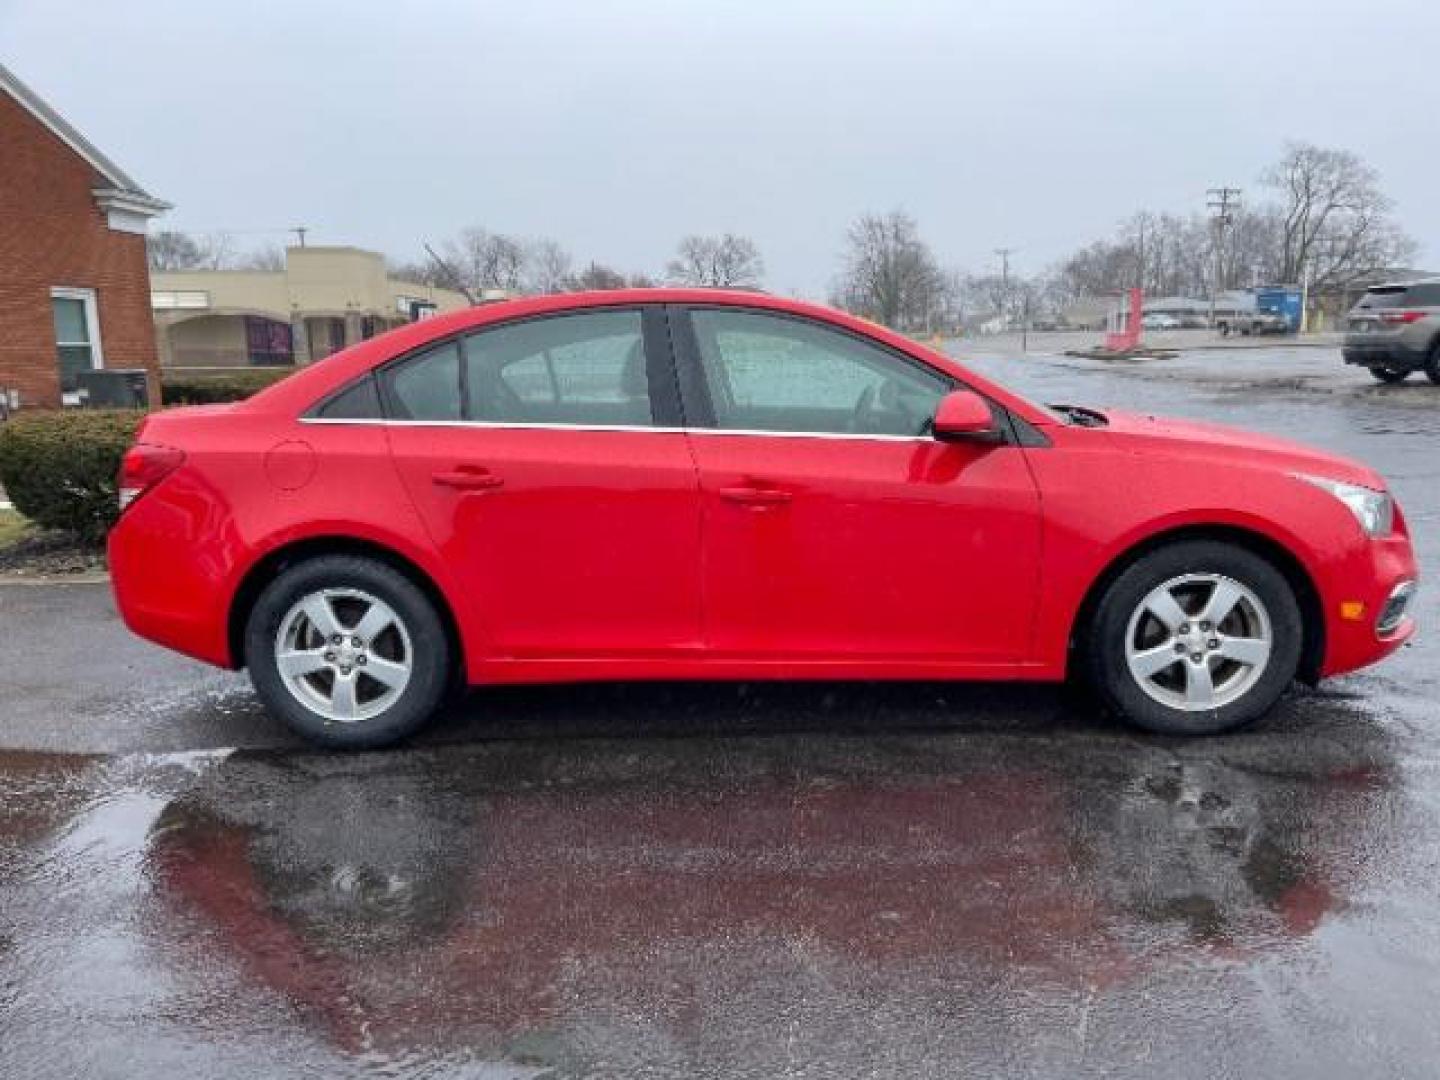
[0,508,33,550]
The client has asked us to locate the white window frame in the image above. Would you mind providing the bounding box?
[51,286,105,368]
[51,287,104,405]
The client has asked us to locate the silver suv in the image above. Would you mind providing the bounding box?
[1343,279,1440,384]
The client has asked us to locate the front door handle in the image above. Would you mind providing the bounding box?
[719,485,792,507]
[432,466,504,492]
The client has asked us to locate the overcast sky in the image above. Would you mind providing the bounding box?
[4,0,1437,295]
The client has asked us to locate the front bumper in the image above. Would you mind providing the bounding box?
[1319,530,1419,678]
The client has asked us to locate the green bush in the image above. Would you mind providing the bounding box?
[161,367,293,406]
[0,410,144,545]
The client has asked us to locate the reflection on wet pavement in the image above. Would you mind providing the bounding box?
[4,691,1439,1078]
[2,346,1438,1077]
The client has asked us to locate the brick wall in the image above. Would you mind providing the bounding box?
[0,91,160,409]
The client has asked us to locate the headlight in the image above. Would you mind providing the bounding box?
[1297,474,1394,537]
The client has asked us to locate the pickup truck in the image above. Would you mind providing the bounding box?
[1216,311,1290,336]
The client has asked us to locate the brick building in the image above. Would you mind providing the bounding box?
[0,62,168,410]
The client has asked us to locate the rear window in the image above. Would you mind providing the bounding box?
[1403,283,1440,307]
[1356,284,1440,309]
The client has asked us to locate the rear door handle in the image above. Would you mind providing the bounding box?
[719,485,792,507]
[432,467,504,491]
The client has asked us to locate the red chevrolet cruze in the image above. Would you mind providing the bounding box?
[109,290,1418,747]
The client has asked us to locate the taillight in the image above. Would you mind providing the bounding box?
[1379,310,1428,324]
[117,443,185,512]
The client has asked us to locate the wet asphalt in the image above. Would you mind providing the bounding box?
[1,345,1437,1079]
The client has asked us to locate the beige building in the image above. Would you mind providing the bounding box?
[152,245,468,368]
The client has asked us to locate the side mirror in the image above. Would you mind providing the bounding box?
[932,390,1002,442]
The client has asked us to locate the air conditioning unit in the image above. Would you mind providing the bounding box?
[76,369,150,409]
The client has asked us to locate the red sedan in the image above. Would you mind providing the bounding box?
[109,290,1418,747]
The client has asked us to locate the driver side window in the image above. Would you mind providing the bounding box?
[688,309,948,436]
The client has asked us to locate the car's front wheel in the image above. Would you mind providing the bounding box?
[1082,541,1303,735]
[245,555,452,749]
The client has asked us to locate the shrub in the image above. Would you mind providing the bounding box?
[162,367,293,406]
[0,410,144,545]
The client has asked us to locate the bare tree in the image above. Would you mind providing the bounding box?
[665,234,764,287]
[147,230,204,271]
[147,230,237,271]
[237,245,286,272]
[388,257,446,287]
[564,262,630,291]
[521,238,574,295]
[442,227,526,295]
[1264,142,1416,288]
[833,211,945,330]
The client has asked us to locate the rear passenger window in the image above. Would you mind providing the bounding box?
[383,341,461,421]
[315,374,382,419]
[1404,284,1440,306]
[465,310,653,426]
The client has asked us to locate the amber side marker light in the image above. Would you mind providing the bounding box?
[1339,601,1367,622]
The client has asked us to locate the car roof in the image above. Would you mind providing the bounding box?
[1368,278,1440,291]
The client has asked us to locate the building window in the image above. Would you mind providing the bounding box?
[151,290,210,310]
[244,316,294,366]
[51,287,104,395]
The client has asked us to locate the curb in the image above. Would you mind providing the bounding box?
[0,573,110,586]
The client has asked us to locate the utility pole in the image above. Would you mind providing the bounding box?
[994,247,1015,335]
[1206,188,1241,328]
[994,247,1013,289]
[1135,216,1147,289]
[291,225,309,248]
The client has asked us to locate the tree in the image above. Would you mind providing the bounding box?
[237,245,285,272]
[147,230,203,271]
[147,230,236,272]
[522,238,573,295]
[665,234,764,287]
[441,227,526,295]
[833,211,945,330]
[1264,142,1416,289]
[564,261,630,291]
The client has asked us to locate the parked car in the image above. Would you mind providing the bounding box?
[1216,310,1289,336]
[1342,279,1440,384]
[109,290,1418,748]
[1141,313,1181,331]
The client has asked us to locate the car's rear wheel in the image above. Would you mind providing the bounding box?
[245,555,451,749]
[1369,365,1410,384]
[1082,541,1303,735]
[1424,343,1440,385]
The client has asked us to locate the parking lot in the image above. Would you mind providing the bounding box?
[2,344,1437,1079]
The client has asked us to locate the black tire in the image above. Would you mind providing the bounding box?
[1081,541,1303,736]
[1425,343,1440,386]
[244,555,452,749]
[1369,366,1410,384]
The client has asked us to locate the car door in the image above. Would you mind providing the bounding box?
[672,305,1043,666]
[381,306,703,661]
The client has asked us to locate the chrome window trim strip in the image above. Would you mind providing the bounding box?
[298,416,932,444]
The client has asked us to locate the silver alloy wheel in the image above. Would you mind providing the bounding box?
[274,588,413,723]
[1123,573,1273,712]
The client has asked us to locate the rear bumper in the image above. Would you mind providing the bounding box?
[1342,341,1427,371]
[108,490,238,670]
